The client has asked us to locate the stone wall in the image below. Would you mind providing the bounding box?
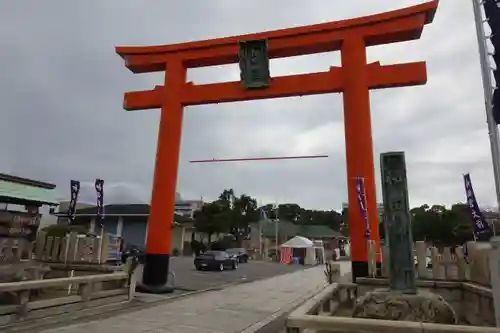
[356,277,495,326]
[462,282,495,326]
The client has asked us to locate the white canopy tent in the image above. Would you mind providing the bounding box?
[280,236,324,265]
[281,236,313,248]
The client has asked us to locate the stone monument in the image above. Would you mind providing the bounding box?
[352,151,457,324]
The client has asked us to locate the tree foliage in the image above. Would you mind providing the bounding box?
[193,189,260,243]
[194,189,344,243]
[193,201,226,243]
[194,189,480,246]
[408,203,474,245]
[42,224,91,237]
[340,203,477,246]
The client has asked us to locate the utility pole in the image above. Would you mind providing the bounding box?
[472,0,500,211]
[258,201,263,260]
[275,203,279,258]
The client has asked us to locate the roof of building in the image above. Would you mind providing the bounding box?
[299,224,345,239]
[252,220,344,239]
[74,204,193,223]
[0,173,56,189]
[0,173,58,206]
[281,236,314,248]
[58,201,94,212]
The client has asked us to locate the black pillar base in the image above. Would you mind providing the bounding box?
[351,261,368,283]
[135,253,174,294]
[351,261,383,282]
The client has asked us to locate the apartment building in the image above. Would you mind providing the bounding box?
[174,199,204,218]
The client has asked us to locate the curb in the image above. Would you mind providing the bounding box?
[241,271,351,333]
[240,283,331,333]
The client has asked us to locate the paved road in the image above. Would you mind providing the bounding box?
[169,257,306,291]
[45,262,352,333]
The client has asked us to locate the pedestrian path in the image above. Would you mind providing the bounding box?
[45,262,351,333]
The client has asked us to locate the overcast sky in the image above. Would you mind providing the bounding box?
[0,0,496,211]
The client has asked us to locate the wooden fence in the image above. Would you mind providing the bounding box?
[34,231,118,265]
[0,271,132,327]
[367,240,492,286]
[0,238,32,263]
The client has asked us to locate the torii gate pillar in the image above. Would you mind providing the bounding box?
[116,1,438,292]
[341,37,381,278]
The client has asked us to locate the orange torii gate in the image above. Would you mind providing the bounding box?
[116,0,438,292]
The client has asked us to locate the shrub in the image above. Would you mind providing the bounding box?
[41,224,90,238]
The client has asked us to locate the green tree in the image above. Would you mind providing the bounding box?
[410,203,474,246]
[340,207,349,237]
[193,201,226,243]
[218,189,235,208]
[195,189,261,246]
[276,203,301,222]
[196,188,480,246]
[449,203,474,244]
[234,194,259,223]
[232,193,259,244]
[261,203,342,231]
[261,203,278,220]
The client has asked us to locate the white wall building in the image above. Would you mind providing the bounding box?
[174,199,204,218]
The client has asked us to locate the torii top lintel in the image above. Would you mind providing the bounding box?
[116,1,437,72]
[116,1,438,110]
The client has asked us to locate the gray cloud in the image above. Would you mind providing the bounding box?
[0,0,496,211]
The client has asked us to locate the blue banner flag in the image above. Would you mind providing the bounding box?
[355,177,370,239]
[68,180,80,221]
[259,207,267,220]
[95,179,105,229]
[463,243,469,264]
[484,0,500,124]
[463,173,493,240]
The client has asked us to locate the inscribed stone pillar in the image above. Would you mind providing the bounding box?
[380,151,416,294]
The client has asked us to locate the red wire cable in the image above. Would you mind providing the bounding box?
[189,155,329,163]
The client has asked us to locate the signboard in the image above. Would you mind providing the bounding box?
[0,210,41,239]
[238,39,270,89]
[106,234,122,262]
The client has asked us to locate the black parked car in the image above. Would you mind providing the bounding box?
[194,250,238,271]
[121,245,146,264]
[226,248,249,263]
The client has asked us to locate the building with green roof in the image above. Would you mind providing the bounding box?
[248,219,346,260]
[0,173,59,206]
[0,173,59,256]
[251,219,345,241]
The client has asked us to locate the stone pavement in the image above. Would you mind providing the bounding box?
[44,262,351,333]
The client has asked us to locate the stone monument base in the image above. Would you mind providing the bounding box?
[352,289,457,324]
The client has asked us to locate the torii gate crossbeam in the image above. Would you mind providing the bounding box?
[116,0,438,292]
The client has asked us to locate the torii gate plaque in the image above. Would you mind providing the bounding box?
[116,1,438,292]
